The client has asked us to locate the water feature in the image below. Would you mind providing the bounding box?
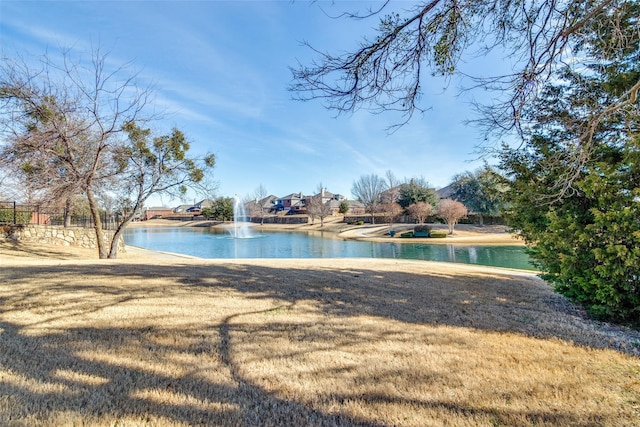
[229,195,253,238]
[124,227,535,270]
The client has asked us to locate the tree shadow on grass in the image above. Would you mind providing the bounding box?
[0,260,636,425]
[0,240,93,260]
[0,316,590,426]
[2,261,639,353]
[0,319,385,426]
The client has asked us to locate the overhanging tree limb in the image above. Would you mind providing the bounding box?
[291,0,637,189]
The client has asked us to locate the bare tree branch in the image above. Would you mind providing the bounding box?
[291,0,637,188]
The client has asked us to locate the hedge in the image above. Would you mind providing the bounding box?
[429,231,448,238]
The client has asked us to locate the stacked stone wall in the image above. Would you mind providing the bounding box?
[1,224,124,252]
[250,216,309,225]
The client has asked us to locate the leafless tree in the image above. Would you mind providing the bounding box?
[385,169,400,189]
[407,201,432,224]
[247,184,269,225]
[437,198,467,235]
[351,174,387,224]
[379,201,403,229]
[306,183,334,227]
[0,163,38,203]
[380,170,401,204]
[0,49,215,258]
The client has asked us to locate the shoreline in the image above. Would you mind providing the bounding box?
[1,217,525,272]
[1,241,537,276]
[128,217,524,246]
[1,244,537,277]
[120,218,530,272]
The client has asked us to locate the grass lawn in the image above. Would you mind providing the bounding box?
[1,255,639,426]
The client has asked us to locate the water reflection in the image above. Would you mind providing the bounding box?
[124,227,534,270]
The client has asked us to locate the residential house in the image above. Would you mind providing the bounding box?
[310,189,346,215]
[143,206,173,220]
[270,190,348,216]
[345,200,366,215]
[315,188,345,203]
[436,185,454,200]
[194,199,214,210]
[169,199,216,217]
[173,204,192,214]
[245,195,278,215]
[259,195,279,213]
[380,185,402,204]
[275,193,306,214]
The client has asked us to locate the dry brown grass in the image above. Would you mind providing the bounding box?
[1,255,639,426]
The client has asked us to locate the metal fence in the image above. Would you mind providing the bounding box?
[0,201,117,230]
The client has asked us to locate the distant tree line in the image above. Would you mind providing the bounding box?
[350,169,500,234]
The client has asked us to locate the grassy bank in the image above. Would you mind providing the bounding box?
[1,253,639,426]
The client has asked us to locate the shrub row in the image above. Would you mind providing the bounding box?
[429,231,448,238]
[414,224,432,233]
[398,228,447,239]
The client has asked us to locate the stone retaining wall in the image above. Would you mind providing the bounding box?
[1,224,124,252]
[250,216,309,225]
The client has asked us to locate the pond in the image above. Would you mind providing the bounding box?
[123,227,535,271]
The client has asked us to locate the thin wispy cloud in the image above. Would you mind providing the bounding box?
[2,1,488,200]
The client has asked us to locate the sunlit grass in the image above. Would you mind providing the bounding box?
[1,257,639,426]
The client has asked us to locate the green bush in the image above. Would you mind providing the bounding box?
[503,134,640,326]
[357,220,364,225]
[0,209,31,224]
[400,231,414,238]
[429,231,447,238]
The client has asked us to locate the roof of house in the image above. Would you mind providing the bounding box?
[279,193,304,200]
[346,199,365,208]
[195,199,214,208]
[259,195,278,206]
[436,185,454,199]
[316,190,335,198]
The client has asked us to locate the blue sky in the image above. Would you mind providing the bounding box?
[1,1,498,206]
